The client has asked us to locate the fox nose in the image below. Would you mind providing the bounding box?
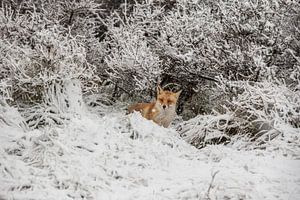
[163,105,166,109]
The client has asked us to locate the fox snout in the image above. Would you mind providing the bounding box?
[158,101,175,110]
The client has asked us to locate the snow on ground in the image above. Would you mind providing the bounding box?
[1,108,300,200]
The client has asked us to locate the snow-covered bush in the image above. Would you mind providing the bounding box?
[177,80,300,149]
[156,0,299,116]
[1,0,299,131]
[98,0,299,117]
[0,1,101,128]
[102,4,163,96]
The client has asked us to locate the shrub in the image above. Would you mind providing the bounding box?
[177,80,300,149]
[0,0,100,128]
[99,0,300,117]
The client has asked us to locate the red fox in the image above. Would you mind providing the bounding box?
[128,86,181,128]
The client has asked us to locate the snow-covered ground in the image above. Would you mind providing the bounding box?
[1,107,300,200]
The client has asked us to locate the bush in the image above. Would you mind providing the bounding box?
[98,0,300,117]
[103,8,162,93]
[0,0,100,128]
[0,0,299,137]
[177,80,300,149]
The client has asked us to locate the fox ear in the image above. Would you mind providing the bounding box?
[157,85,163,95]
[175,90,182,98]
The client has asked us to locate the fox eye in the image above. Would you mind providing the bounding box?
[159,98,163,102]
[167,100,172,104]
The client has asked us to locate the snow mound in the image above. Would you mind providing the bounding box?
[1,110,299,200]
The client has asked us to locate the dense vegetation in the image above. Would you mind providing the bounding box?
[1,0,299,149]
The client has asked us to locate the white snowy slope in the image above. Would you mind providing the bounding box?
[0,109,300,200]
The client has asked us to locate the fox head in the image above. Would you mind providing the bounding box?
[156,86,181,110]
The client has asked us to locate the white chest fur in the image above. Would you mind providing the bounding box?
[153,106,176,128]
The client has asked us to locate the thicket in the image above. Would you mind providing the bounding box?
[0,0,299,148]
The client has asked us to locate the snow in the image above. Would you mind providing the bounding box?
[1,109,300,200]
